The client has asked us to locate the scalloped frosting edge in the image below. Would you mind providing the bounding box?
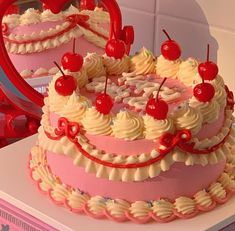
[29,144,235,223]
[39,101,235,182]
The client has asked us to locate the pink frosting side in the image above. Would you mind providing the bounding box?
[47,151,226,201]
[195,109,225,140]
[9,37,104,73]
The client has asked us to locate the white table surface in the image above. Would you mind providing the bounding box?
[0,135,235,231]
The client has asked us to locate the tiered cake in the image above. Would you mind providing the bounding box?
[29,30,235,223]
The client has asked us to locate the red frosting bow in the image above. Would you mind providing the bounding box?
[66,14,90,27]
[54,117,80,141]
[159,129,192,154]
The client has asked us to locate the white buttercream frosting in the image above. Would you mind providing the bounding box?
[3,14,20,28]
[177,58,198,86]
[82,107,112,135]
[173,104,203,135]
[208,182,226,199]
[87,196,106,214]
[61,92,90,123]
[112,111,144,141]
[143,115,175,140]
[152,200,174,218]
[194,190,213,207]
[64,68,88,88]
[128,47,156,75]
[103,54,130,76]
[129,201,151,218]
[84,53,106,79]
[174,197,195,215]
[48,73,70,113]
[156,55,181,79]
[106,199,130,217]
[67,189,89,209]
[189,97,220,124]
[20,8,41,25]
[41,9,63,22]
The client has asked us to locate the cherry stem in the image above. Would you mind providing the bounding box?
[162,29,171,41]
[207,44,210,62]
[54,61,66,78]
[156,78,167,102]
[73,38,76,54]
[112,22,117,40]
[104,76,109,94]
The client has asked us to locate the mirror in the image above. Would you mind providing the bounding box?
[2,0,110,96]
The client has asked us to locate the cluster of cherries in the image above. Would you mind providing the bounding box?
[54,28,219,120]
[54,38,113,115]
[194,44,218,102]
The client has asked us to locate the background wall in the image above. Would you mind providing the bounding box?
[117,0,235,94]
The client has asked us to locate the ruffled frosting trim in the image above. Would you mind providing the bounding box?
[29,143,235,223]
[39,100,234,182]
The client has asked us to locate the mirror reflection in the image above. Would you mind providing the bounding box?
[2,0,110,95]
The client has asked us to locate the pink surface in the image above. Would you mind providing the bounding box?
[47,151,226,201]
[0,199,57,231]
[9,37,104,73]
[195,109,225,140]
[85,134,156,156]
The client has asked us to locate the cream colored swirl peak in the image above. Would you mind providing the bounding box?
[103,54,130,76]
[143,115,175,140]
[84,53,106,79]
[129,47,156,75]
[156,55,181,79]
[82,107,112,135]
[112,110,144,140]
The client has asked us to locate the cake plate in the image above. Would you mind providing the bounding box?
[0,135,235,231]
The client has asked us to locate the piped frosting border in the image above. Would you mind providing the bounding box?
[29,144,235,223]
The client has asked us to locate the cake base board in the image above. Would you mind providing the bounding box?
[0,135,235,231]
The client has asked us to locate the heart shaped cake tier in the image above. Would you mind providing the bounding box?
[30,45,235,223]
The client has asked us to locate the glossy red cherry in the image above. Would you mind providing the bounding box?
[193,82,215,102]
[96,93,113,115]
[54,62,77,96]
[105,39,126,59]
[95,76,113,115]
[80,0,96,11]
[161,29,181,61]
[61,39,83,72]
[146,78,169,120]
[198,44,218,81]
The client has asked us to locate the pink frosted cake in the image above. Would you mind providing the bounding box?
[29,31,235,223]
[2,5,109,78]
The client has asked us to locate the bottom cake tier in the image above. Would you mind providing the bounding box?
[29,145,235,223]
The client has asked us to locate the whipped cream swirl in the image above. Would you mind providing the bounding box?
[177,58,198,86]
[82,107,112,135]
[112,110,144,140]
[143,115,175,140]
[103,54,130,76]
[173,104,203,135]
[20,8,41,25]
[84,53,106,79]
[128,47,156,76]
[156,55,181,79]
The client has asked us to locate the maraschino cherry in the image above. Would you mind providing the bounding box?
[54,62,77,96]
[61,39,83,72]
[146,78,169,120]
[95,76,113,115]
[80,0,96,11]
[105,26,126,59]
[193,76,215,102]
[161,29,181,61]
[198,44,218,80]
